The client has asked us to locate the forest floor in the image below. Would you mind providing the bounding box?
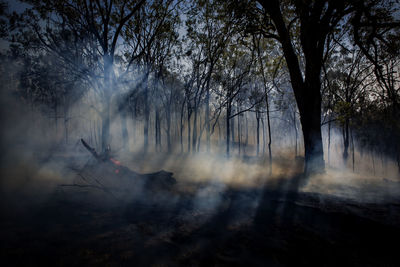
[1,151,400,267]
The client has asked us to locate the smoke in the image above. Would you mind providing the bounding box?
[1,61,399,228]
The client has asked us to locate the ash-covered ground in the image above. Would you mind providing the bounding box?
[1,148,400,267]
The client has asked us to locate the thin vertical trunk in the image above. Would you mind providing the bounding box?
[245,114,248,154]
[155,109,160,151]
[101,55,112,152]
[256,113,260,157]
[231,106,235,145]
[238,113,241,156]
[98,119,102,152]
[218,120,221,147]
[166,108,172,153]
[143,73,150,154]
[327,118,331,164]
[192,107,198,153]
[180,102,185,153]
[187,105,191,153]
[205,87,210,152]
[131,102,136,145]
[294,113,298,157]
[262,118,265,156]
[343,118,350,163]
[197,112,202,152]
[351,127,355,172]
[226,105,231,157]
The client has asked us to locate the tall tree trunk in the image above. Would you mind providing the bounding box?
[298,83,325,175]
[218,120,221,147]
[294,111,298,157]
[245,114,248,154]
[143,73,150,154]
[262,118,265,156]
[180,101,185,153]
[192,107,198,153]
[259,0,327,175]
[226,105,231,157]
[101,55,112,152]
[238,113,241,156]
[187,105,191,153]
[166,107,172,153]
[231,106,235,145]
[343,118,350,163]
[197,112,202,152]
[327,118,331,164]
[155,108,161,151]
[351,127,355,172]
[205,87,210,152]
[256,112,260,157]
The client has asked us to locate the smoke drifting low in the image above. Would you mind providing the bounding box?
[1,82,399,218]
[1,87,400,266]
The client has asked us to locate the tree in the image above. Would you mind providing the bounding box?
[12,0,146,152]
[324,48,373,163]
[229,0,400,175]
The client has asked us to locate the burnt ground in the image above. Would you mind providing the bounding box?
[1,159,400,267]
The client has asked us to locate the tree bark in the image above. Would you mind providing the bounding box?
[205,86,211,152]
[192,108,198,153]
[256,112,260,156]
[101,55,112,152]
[226,105,231,157]
[342,118,350,163]
[259,0,327,175]
[143,73,150,154]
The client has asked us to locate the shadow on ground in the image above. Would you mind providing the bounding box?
[1,164,400,267]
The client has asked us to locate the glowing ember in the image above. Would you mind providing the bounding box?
[110,158,121,165]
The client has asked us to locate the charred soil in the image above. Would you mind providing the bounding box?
[1,158,400,267]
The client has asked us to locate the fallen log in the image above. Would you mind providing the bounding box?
[75,139,176,196]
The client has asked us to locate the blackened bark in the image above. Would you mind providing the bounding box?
[343,118,349,163]
[298,84,325,175]
[180,101,185,153]
[205,86,211,152]
[143,73,150,154]
[166,107,172,153]
[155,108,161,151]
[226,105,231,157]
[192,108,198,153]
[238,111,241,155]
[256,112,260,156]
[187,105,191,153]
[259,0,328,175]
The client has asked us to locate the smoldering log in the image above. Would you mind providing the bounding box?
[73,139,176,196]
